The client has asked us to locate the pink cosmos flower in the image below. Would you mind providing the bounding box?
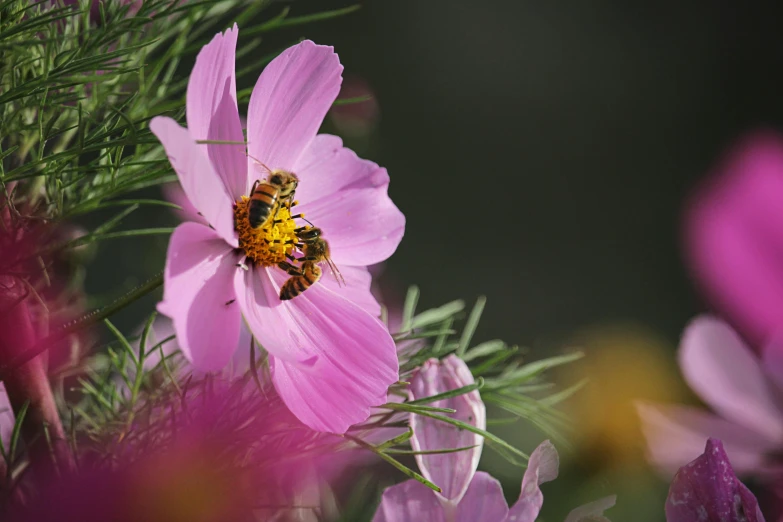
[684,131,783,349]
[149,26,404,433]
[637,316,783,482]
[373,356,615,522]
[666,438,766,522]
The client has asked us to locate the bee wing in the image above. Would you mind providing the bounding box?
[247,154,272,176]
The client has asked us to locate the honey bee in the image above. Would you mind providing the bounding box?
[278,227,345,300]
[247,157,299,229]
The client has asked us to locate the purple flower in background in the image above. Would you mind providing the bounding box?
[150,26,404,433]
[666,438,766,522]
[684,131,783,349]
[637,316,783,482]
[373,355,615,522]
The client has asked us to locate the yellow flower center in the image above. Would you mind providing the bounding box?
[234,196,299,266]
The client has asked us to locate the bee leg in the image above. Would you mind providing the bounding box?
[277,261,303,276]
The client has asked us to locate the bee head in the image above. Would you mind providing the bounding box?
[271,171,299,197]
[304,237,329,261]
[298,226,322,242]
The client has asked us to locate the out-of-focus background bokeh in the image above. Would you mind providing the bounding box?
[86,2,783,520]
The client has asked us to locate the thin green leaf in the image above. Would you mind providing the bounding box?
[470,345,519,376]
[410,300,464,330]
[381,403,457,415]
[245,5,360,35]
[462,339,506,362]
[386,445,479,456]
[345,434,441,493]
[400,285,420,333]
[407,378,484,405]
[491,352,585,388]
[333,95,373,106]
[407,409,529,463]
[8,401,29,463]
[457,296,486,356]
[375,428,414,451]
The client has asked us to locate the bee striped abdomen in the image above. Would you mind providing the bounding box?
[280,262,322,300]
[248,183,279,228]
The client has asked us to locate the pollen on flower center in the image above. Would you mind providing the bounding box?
[234,196,299,266]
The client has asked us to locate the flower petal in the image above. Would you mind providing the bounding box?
[235,267,398,433]
[157,222,241,372]
[162,182,207,225]
[684,131,783,347]
[293,134,405,266]
[563,496,616,522]
[149,117,237,246]
[0,384,13,451]
[186,24,247,199]
[665,438,766,522]
[318,264,381,317]
[636,401,776,477]
[506,440,559,522]
[246,41,342,173]
[409,355,486,504]
[372,480,445,522]
[679,316,783,441]
[456,472,509,522]
[762,337,783,394]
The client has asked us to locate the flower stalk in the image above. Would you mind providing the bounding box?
[0,288,74,477]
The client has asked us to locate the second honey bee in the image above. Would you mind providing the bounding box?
[278,227,345,300]
[247,159,299,229]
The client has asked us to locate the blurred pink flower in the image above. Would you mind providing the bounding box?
[373,356,614,522]
[149,26,404,433]
[6,378,347,522]
[666,438,766,522]
[330,75,380,138]
[684,131,783,349]
[638,316,783,482]
[0,384,12,450]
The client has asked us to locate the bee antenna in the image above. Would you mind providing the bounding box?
[300,216,315,227]
[327,258,346,287]
[247,154,272,174]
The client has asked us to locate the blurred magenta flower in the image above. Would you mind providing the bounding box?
[149,26,404,433]
[6,377,348,522]
[684,131,783,348]
[637,316,783,481]
[0,384,12,450]
[666,438,766,522]
[374,356,614,522]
